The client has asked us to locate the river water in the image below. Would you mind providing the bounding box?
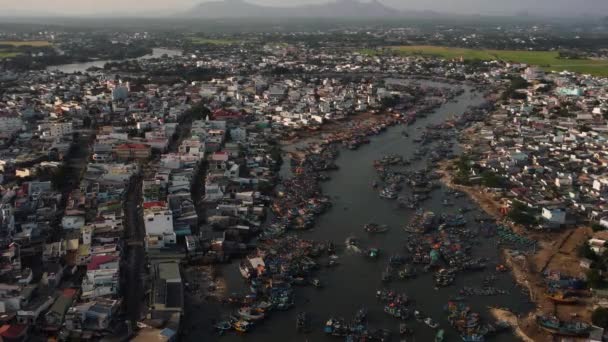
[184,81,533,341]
[45,48,182,74]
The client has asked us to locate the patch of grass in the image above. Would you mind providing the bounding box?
[0,51,19,58]
[388,45,608,76]
[0,40,52,47]
[359,48,381,56]
[189,37,238,46]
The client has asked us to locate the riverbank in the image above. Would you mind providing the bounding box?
[438,148,594,341]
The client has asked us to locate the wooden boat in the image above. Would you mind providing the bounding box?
[232,319,252,332]
[536,315,591,336]
[435,329,445,342]
[545,291,578,304]
[364,223,390,233]
[214,321,231,335]
[424,317,439,329]
[238,307,265,321]
[296,312,309,332]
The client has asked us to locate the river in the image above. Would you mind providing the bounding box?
[45,48,182,74]
[183,80,533,342]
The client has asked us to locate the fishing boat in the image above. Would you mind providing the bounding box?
[384,304,409,320]
[232,319,252,333]
[400,323,412,335]
[545,290,578,304]
[435,329,445,342]
[214,321,232,335]
[354,307,368,324]
[296,312,309,332]
[238,307,265,321]
[239,262,252,279]
[365,248,380,259]
[380,188,398,199]
[252,301,273,312]
[424,317,439,329]
[536,315,591,336]
[461,334,485,341]
[364,223,390,233]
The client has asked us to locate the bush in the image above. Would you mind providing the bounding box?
[592,223,605,232]
[587,268,608,289]
[592,307,608,328]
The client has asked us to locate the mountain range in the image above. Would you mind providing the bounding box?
[182,0,410,19]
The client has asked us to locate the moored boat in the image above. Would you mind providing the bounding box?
[364,223,390,233]
[238,307,265,321]
[536,315,591,336]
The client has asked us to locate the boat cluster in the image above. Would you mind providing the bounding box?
[217,237,333,334]
[446,301,509,341]
[323,310,392,341]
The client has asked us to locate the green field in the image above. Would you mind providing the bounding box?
[0,51,19,58]
[383,45,608,76]
[0,40,52,47]
[189,37,239,46]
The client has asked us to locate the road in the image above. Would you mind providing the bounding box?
[121,174,146,326]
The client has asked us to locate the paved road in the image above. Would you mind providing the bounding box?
[122,174,146,325]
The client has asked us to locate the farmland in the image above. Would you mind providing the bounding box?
[0,40,52,47]
[382,45,608,76]
[189,37,239,45]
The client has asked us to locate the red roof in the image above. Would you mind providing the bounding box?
[212,109,241,119]
[143,201,167,209]
[115,143,150,150]
[62,288,77,297]
[0,324,27,339]
[87,255,118,271]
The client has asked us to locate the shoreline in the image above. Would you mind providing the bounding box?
[438,152,594,341]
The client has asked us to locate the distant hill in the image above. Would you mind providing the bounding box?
[183,0,405,19]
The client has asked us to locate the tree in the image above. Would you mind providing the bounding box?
[507,201,537,226]
[587,268,607,289]
[579,242,598,260]
[592,307,608,328]
[481,170,504,188]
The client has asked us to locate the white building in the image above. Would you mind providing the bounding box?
[144,209,176,249]
[111,84,129,101]
[541,208,566,225]
[0,113,23,137]
[39,122,73,138]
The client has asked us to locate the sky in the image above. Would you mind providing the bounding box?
[3,0,608,17]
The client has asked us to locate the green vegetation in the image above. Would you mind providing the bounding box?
[480,170,506,188]
[454,155,472,185]
[189,37,239,46]
[0,40,52,47]
[587,268,608,289]
[592,307,608,328]
[593,223,606,232]
[507,201,538,226]
[0,51,19,58]
[0,40,53,60]
[381,45,608,76]
[502,76,529,100]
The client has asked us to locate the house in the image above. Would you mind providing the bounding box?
[61,216,85,230]
[113,143,151,161]
[541,207,566,225]
[45,289,76,330]
[151,262,183,318]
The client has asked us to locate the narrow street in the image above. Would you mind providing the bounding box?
[121,174,145,326]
